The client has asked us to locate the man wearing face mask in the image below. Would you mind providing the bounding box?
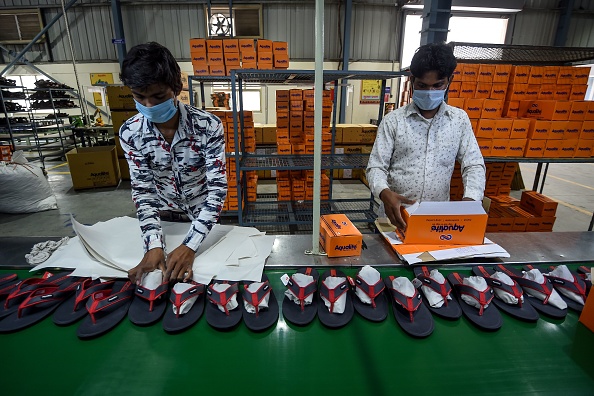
[366,42,485,230]
[118,42,227,284]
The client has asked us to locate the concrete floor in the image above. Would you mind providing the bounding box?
[0,160,592,238]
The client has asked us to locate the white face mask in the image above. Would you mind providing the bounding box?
[412,89,446,111]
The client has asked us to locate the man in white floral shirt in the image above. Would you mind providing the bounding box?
[367,42,485,230]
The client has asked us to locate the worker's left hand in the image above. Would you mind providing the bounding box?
[164,244,196,282]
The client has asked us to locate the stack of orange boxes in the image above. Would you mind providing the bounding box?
[486,190,557,232]
[240,39,257,69]
[450,161,517,200]
[0,145,12,161]
[257,39,273,70]
[273,41,289,69]
[189,38,208,76]
[448,63,593,159]
[222,39,241,76]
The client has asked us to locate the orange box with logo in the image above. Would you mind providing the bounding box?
[542,66,559,83]
[540,217,556,232]
[276,101,289,112]
[509,119,530,139]
[273,41,288,55]
[548,121,566,139]
[464,99,484,119]
[493,119,513,139]
[481,99,503,119]
[448,82,461,98]
[557,66,574,84]
[460,64,478,81]
[477,64,496,82]
[510,66,530,83]
[507,139,527,157]
[209,65,225,76]
[490,83,507,100]
[491,139,508,157]
[319,214,362,257]
[564,121,582,139]
[528,119,551,139]
[553,85,571,100]
[544,140,563,158]
[452,64,464,80]
[503,101,520,118]
[397,201,488,245]
[525,85,541,100]
[579,121,594,140]
[572,66,590,85]
[208,53,225,65]
[190,50,207,64]
[527,66,544,84]
[257,39,273,53]
[459,82,476,98]
[570,85,588,101]
[224,53,241,66]
[524,139,546,157]
[569,101,589,121]
[520,191,558,217]
[493,64,512,83]
[477,139,492,156]
[475,83,492,99]
[585,102,594,121]
[469,119,479,134]
[223,39,239,53]
[538,84,556,100]
[239,39,254,53]
[448,98,465,109]
[559,139,578,158]
[505,84,528,101]
[258,52,273,64]
[274,54,290,69]
[476,119,495,138]
[575,140,594,157]
[206,39,223,53]
[242,51,257,64]
[520,100,572,120]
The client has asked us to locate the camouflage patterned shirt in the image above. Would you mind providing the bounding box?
[119,102,227,253]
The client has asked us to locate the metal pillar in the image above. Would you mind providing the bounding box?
[111,0,127,68]
[554,0,574,47]
[339,0,352,124]
[1,0,78,76]
[420,0,452,45]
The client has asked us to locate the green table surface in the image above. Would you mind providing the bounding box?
[1,265,593,396]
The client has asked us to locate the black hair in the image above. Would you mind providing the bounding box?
[120,42,182,95]
[410,42,457,80]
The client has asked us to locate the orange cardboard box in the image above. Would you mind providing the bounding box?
[559,139,579,158]
[553,85,571,100]
[557,66,574,84]
[543,66,560,83]
[570,85,588,101]
[538,84,556,100]
[208,53,225,65]
[452,64,464,80]
[564,121,583,139]
[258,52,273,64]
[572,66,590,85]
[462,64,480,82]
[223,39,239,53]
[524,139,546,157]
[481,99,503,119]
[586,102,594,121]
[448,97,465,109]
[490,83,507,100]
[448,82,461,98]
[289,100,303,112]
[274,54,290,68]
[505,84,528,101]
[494,64,512,83]
[398,201,488,245]
[224,53,241,66]
[520,191,558,217]
[528,66,545,84]
[459,82,476,98]
[257,39,273,53]
[276,90,289,101]
[290,90,303,101]
[276,128,289,141]
[569,101,589,121]
[209,65,225,76]
[491,139,508,157]
[206,39,223,53]
[190,51,207,64]
[475,83,492,99]
[503,101,520,118]
[319,214,362,257]
[464,98,484,119]
[528,119,552,139]
[478,64,496,82]
[242,62,257,70]
[510,118,530,139]
[507,139,527,157]
[272,41,288,54]
[470,119,479,134]
[510,66,530,84]
[277,144,292,155]
[525,84,541,100]
[544,140,563,158]
[193,64,209,76]
[276,101,289,112]
[580,121,594,139]
[242,51,257,64]
[239,39,255,53]
[579,286,594,333]
[189,38,206,52]
[258,62,273,70]
[519,100,572,120]
[276,112,289,127]
[476,119,495,138]
[575,139,593,157]
[493,118,513,139]
[549,121,566,139]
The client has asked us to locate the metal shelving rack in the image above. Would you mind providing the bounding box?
[229,69,408,226]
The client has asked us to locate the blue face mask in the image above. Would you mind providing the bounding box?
[135,98,178,123]
[412,89,446,111]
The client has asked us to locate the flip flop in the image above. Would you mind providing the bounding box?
[317,269,354,329]
[493,264,567,320]
[0,276,23,315]
[77,281,135,340]
[384,275,434,338]
[282,267,319,326]
[577,266,591,294]
[53,279,115,326]
[525,264,586,313]
[0,271,72,320]
[472,266,539,322]
[0,273,18,286]
[205,280,242,330]
[128,277,169,326]
[352,267,388,322]
[241,274,279,332]
[413,266,462,320]
[0,276,85,333]
[162,281,206,334]
[447,273,502,331]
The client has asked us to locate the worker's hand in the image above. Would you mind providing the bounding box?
[164,244,196,282]
[379,189,415,230]
[128,248,166,285]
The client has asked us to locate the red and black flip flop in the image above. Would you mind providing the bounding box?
[241,274,279,332]
[413,266,462,320]
[384,275,434,338]
[317,269,354,329]
[128,279,169,326]
[205,280,242,331]
[282,267,319,326]
[53,278,115,326]
[352,268,388,322]
[0,273,18,287]
[162,281,206,334]
[525,264,586,313]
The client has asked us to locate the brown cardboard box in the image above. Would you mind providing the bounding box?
[110,110,138,135]
[359,124,378,144]
[118,157,130,180]
[178,90,191,106]
[261,124,276,144]
[581,121,594,140]
[66,146,121,190]
[340,124,363,143]
[106,86,135,110]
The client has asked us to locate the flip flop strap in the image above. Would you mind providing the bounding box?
[86,282,134,323]
[0,280,21,296]
[74,280,113,311]
[454,283,495,315]
[514,277,554,303]
[355,276,384,308]
[0,274,17,284]
[242,281,271,316]
[207,283,238,315]
[135,282,169,302]
[5,278,47,308]
[320,279,348,313]
[17,286,66,318]
[546,274,587,297]
[388,287,422,313]
[171,283,205,307]
[416,274,451,299]
[485,277,523,300]
[494,264,523,280]
[286,278,316,303]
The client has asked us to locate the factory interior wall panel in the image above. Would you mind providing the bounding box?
[566,14,594,48]
[510,9,559,46]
